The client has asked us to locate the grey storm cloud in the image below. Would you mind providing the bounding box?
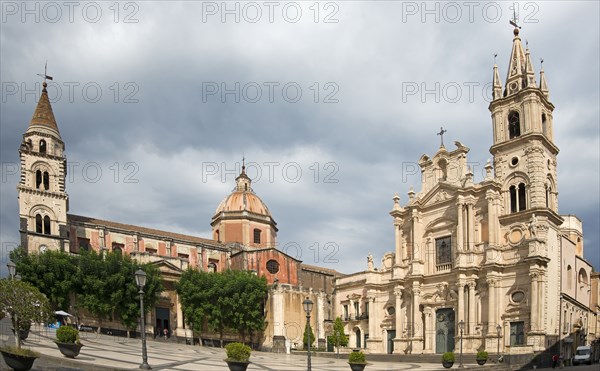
[0,1,598,275]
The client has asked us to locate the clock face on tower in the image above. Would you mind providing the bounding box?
[39,245,48,253]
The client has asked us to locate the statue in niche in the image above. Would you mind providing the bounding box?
[528,213,538,237]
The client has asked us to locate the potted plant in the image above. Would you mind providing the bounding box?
[476,350,489,365]
[55,325,83,358]
[348,350,367,371]
[442,352,455,368]
[0,279,52,371]
[224,342,251,371]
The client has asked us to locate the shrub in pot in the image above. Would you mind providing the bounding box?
[348,350,367,371]
[476,350,489,365]
[224,342,251,371]
[442,352,455,368]
[55,325,83,358]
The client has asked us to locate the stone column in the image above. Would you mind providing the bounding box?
[176,293,184,337]
[466,202,475,251]
[272,286,284,337]
[412,284,422,338]
[394,286,404,338]
[538,271,545,333]
[423,306,433,352]
[486,191,496,247]
[456,199,464,251]
[468,282,476,335]
[317,292,325,342]
[486,278,496,335]
[457,279,465,326]
[529,271,539,331]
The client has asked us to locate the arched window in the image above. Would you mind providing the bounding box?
[438,159,448,181]
[35,214,43,233]
[546,184,551,208]
[36,170,42,189]
[43,216,51,235]
[510,185,517,213]
[508,111,521,139]
[518,183,526,211]
[578,269,588,285]
[542,113,547,136]
[567,265,573,290]
[43,171,50,190]
[253,228,261,244]
[39,139,47,153]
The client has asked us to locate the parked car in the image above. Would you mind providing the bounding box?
[572,346,592,365]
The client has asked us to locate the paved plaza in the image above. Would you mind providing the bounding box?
[0,322,459,371]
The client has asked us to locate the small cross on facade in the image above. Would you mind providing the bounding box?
[437,127,447,147]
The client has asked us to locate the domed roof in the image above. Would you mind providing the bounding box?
[214,168,272,217]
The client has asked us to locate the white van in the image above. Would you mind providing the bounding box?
[572,345,592,365]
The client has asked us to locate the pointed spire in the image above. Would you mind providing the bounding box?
[524,45,537,88]
[28,82,59,133]
[504,28,527,96]
[539,60,550,99]
[492,60,503,100]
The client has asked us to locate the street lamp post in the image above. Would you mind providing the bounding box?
[303,298,314,371]
[496,324,502,363]
[135,269,151,370]
[458,320,465,368]
[7,260,16,279]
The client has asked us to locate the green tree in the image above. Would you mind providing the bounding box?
[72,250,112,330]
[221,270,267,343]
[0,279,53,349]
[177,269,218,342]
[177,269,268,346]
[330,316,348,357]
[303,323,315,350]
[106,252,163,332]
[10,247,77,310]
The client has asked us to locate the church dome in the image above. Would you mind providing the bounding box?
[214,168,272,218]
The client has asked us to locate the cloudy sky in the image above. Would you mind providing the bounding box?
[1,1,598,276]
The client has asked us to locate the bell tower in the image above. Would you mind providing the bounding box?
[489,27,558,216]
[17,81,69,253]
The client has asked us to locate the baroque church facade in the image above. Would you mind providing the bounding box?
[334,28,598,363]
[16,80,338,349]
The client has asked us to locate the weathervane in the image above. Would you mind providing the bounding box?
[494,53,498,64]
[37,61,53,83]
[509,3,521,29]
[540,58,544,69]
[437,127,447,147]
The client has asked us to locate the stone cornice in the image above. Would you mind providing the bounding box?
[17,185,68,199]
[489,132,559,156]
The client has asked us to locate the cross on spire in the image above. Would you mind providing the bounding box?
[509,3,521,29]
[36,61,53,84]
[437,127,447,147]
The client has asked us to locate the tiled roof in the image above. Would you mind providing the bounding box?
[29,83,59,132]
[68,214,224,248]
[301,263,344,277]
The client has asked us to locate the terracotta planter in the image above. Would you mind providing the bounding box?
[442,361,454,368]
[0,350,37,371]
[476,358,487,365]
[56,342,83,358]
[225,360,250,371]
[349,363,367,371]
